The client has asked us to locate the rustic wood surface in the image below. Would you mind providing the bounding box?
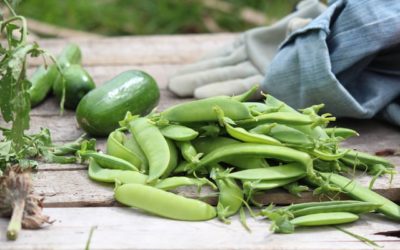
[0,34,399,249]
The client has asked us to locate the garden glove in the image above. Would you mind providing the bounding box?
[264,0,400,126]
[168,0,326,99]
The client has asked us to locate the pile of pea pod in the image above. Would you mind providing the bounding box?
[79,86,399,233]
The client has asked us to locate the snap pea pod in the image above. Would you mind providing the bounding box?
[224,122,282,146]
[106,130,143,170]
[227,163,306,181]
[264,95,330,140]
[310,148,348,161]
[88,158,147,184]
[161,97,252,122]
[176,141,202,163]
[341,149,394,168]
[211,165,244,223]
[243,176,303,192]
[129,118,170,182]
[155,176,216,191]
[291,202,382,217]
[193,137,269,169]
[193,144,314,179]
[161,138,179,178]
[244,102,269,115]
[160,124,199,141]
[114,183,217,221]
[80,151,138,171]
[320,173,400,220]
[231,84,259,102]
[290,212,359,227]
[251,123,314,147]
[286,200,363,212]
[235,112,314,127]
[123,135,149,173]
[324,127,359,139]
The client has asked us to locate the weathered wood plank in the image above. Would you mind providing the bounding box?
[34,163,400,207]
[0,208,398,250]
[28,34,236,67]
[30,89,193,117]
[27,64,181,94]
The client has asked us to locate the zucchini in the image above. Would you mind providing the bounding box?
[53,65,95,109]
[76,70,160,136]
[29,43,81,107]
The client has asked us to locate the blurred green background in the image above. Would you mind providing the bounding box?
[16,0,299,36]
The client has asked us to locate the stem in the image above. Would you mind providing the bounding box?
[3,0,17,16]
[7,198,25,240]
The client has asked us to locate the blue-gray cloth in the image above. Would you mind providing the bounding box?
[263,0,400,126]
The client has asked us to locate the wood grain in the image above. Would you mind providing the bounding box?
[28,34,236,67]
[33,165,400,208]
[0,208,398,250]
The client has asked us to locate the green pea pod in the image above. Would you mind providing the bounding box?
[342,149,394,168]
[252,124,314,148]
[211,165,243,223]
[324,127,359,139]
[114,183,217,221]
[80,151,138,171]
[235,112,314,127]
[192,137,269,169]
[161,138,179,178]
[243,176,303,195]
[225,122,282,146]
[160,124,199,141]
[286,200,363,212]
[123,134,149,173]
[155,176,216,191]
[106,130,143,170]
[227,163,306,181]
[88,158,147,184]
[290,212,359,227]
[161,97,252,122]
[176,141,202,163]
[292,201,382,217]
[231,85,259,102]
[29,43,82,107]
[320,173,400,220]
[129,118,170,182]
[243,102,270,115]
[194,144,314,179]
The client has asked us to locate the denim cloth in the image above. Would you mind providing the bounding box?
[263,0,400,126]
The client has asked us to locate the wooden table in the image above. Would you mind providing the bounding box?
[0,34,399,249]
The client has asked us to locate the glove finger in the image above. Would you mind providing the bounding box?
[175,45,247,76]
[199,34,244,60]
[168,61,259,97]
[194,74,264,100]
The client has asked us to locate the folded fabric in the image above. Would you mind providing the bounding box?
[167,0,326,99]
[264,0,400,126]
